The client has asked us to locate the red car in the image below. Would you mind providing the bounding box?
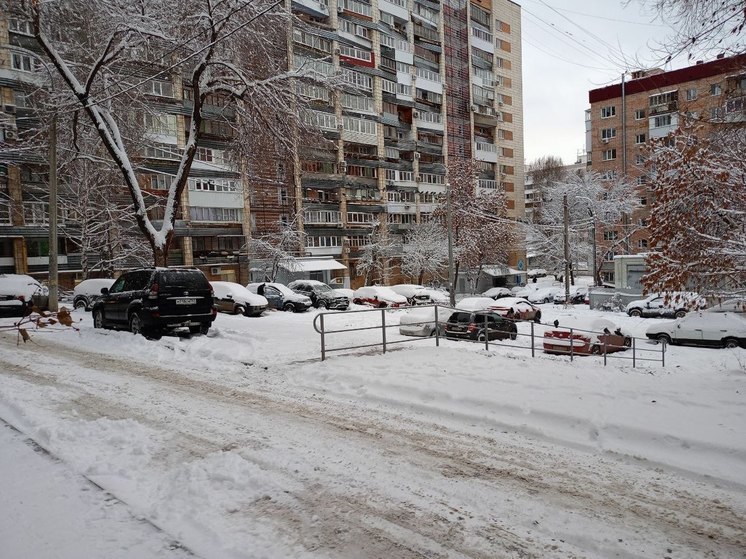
[543,318,631,356]
[352,286,408,308]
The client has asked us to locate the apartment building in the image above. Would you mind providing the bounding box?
[1,0,525,289]
[587,53,746,283]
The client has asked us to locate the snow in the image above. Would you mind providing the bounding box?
[1,303,745,558]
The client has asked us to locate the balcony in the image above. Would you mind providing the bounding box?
[649,101,678,117]
[304,209,342,225]
[291,0,329,17]
[478,179,498,190]
[474,141,497,163]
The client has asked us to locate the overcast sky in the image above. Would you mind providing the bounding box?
[520,0,678,165]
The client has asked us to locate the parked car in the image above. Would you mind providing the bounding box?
[704,298,745,313]
[398,306,450,337]
[92,267,216,339]
[490,297,542,323]
[553,286,589,305]
[288,279,349,310]
[352,286,407,308]
[645,312,746,348]
[626,292,704,318]
[482,287,512,300]
[246,282,312,312]
[211,281,268,317]
[456,296,500,312]
[444,310,517,342]
[543,318,631,356]
[527,286,564,304]
[73,278,116,310]
[0,274,44,316]
[390,284,449,306]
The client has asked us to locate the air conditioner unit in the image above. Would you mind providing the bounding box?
[412,110,420,118]
[4,128,17,140]
[339,161,347,172]
[337,5,344,13]
[602,138,609,144]
[211,267,222,275]
[414,152,421,160]
[337,123,344,130]
[497,101,503,106]
[333,47,341,55]
[470,105,477,112]
[4,105,16,114]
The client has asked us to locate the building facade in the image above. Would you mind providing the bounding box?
[1,0,525,290]
[587,54,746,283]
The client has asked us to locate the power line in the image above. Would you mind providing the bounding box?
[523,36,618,71]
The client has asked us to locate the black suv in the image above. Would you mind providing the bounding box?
[287,279,349,310]
[444,311,517,342]
[91,268,216,339]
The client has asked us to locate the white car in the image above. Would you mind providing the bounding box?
[398,306,450,337]
[212,281,268,317]
[646,312,745,349]
[626,292,704,318]
[352,286,407,308]
[704,298,745,313]
[390,284,427,304]
[527,286,564,304]
[0,274,45,316]
[490,297,543,322]
[73,278,116,310]
[482,287,512,299]
[246,282,312,312]
[455,296,499,312]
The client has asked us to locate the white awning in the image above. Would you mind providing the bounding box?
[481,266,527,277]
[279,258,347,272]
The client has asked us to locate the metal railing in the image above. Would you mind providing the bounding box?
[312,304,666,366]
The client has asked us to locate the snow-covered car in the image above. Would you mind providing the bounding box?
[645,312,746,349]
[0,274,45,316]
[389,284,428,304]
[212,281,268,317]
[543,318,631,356]
[444,310,517,342]
[352,286,407,308]
[398,306,450,337]
[626,292,704,318]
[490,297,542,323]
[553,286,588,305]
[73,278,116,310]
[527,286,564,304]
[288,279,349,310]
[704,298,745,313]
[246,282,312,312]
[455,296,499,312]
[482,287,512,300]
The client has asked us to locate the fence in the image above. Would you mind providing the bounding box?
[312,305,666,366]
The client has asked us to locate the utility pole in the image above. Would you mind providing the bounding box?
[48,112,58,312]
[563,193,570,304]
[446,182,455,307]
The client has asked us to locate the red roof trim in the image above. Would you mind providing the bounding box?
[588,54,746,104]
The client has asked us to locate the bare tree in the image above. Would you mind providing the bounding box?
[526,156,567,224]
[356,221,398,285]
[247,216,304,282]
[642,129,746,296]
[400,221,449,284]
[17,0,341,266]
[435,159,516,295]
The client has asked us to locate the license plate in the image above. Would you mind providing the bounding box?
[175,298,197,305]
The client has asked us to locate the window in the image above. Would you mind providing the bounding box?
[601,128,616,140]
[652,114,672,128]
[635,154,645,165]
[638,239,648,249]
[301,160,336,174]
[601,106,616,118]
[639,196,647,206]
[11,53,35,72]
[188,178,240,192]
[144,113,177,136]
[9,19,32,35]
[293,28,332,52]
[196,147,227,166]
[711,83,722,96]
[418,173,445,185]
[189,207,242,222]
[306,236,341,248]
[149,173,171,190]
[636,176,648,185]
[339,45,372,62]
[0,202,11,225]
[649,91,677,107]
[603,231,618,241]
[342,94,374,113]
[343,116,377,135]
[602,149,617,161]
[143,80,174,98]
[342,70,372,91]
[686,88,698,101]
[635,133,646,144]
[23,202,48,225]
[710,107,723,120]
[634,109,646,120]
[144,143,179,160]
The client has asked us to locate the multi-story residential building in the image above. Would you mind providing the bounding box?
[587,53,746,283]
[1,0,525,290]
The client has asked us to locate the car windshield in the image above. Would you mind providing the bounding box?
[316,284,333,293]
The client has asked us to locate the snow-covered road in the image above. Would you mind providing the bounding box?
[1,306,744,558]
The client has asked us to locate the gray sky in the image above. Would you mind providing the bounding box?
[520,0,676,165]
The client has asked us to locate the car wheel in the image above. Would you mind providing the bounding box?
[534,312,541,323]
[591,345,602,355]
[723,338,739,349]
[283,302,295,312]
[510,330,517,341]
[93,309,105,329]
[656,333,672,345]
[129,313,144,336]
[674,309,687,318]
[629,308,642,317]
[235,305,246,315]
[352,298,361,305]
[379,302,388,308]
[476,331,487,342]
[317,300,327,310]
[74,297,88,310]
